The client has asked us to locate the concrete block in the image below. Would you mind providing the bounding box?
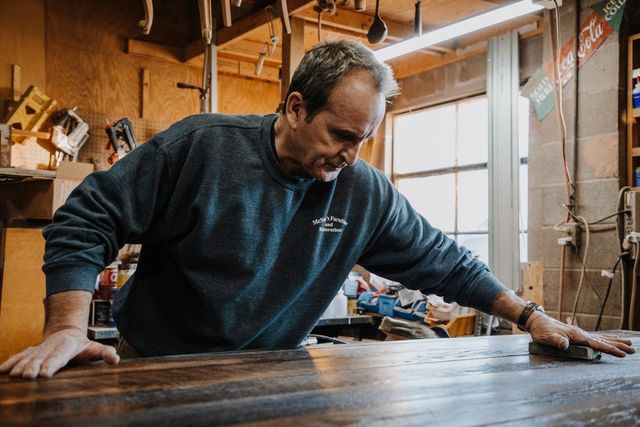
[538,141,576,186]
[575,178,620,222]
[527,144,544,189]
[542,268,622,318]
[527,224,544,262]
[446,54,486,94]
[541,225,620,270]
[529,188,543,227]
[577,38,619,95]
[576,133,619,181]
[576,89,620,139]
[541,183,569,225]
[392,67,449,112]
[540,97,577,144]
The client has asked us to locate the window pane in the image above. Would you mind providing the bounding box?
[458,169,488,232]
[458,97,488,165]
[393,105,456,173]
[520,231,528,263]
[397,174,455,232]
[457,233,489,265]
[519,164,528,232]
[518,96,529,158]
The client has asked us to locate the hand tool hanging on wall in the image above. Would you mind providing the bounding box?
[49,107,90,162]
[313,0,338,42]
[367,0,387,45]
[255,6,279,76]
[105,118,138,165]
[139,0,153,34]
[197,0,216,113]
[414,0,422,37]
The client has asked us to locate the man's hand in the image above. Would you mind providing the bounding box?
[527,311,636,358]
[0,328,119,379]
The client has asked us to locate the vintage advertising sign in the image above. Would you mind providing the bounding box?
[521,69,556,121]
[577,11,613,67]
[592,0,626,32]
[544,38,576,87]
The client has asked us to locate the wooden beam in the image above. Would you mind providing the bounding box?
[281,16,305,102]
[218,57,280,82]
[220,39,282,63]
[140,68,150,119]
[219,50,280,69]
[11,64,21,102]
[127,39,183,63]
[185,0,316,62]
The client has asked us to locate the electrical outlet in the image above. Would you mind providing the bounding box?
[556,222,580,248]
[623,189,640,236]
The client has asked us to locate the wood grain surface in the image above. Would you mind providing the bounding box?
[1,333,638,426]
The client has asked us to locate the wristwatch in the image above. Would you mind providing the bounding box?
[517,301,544,331]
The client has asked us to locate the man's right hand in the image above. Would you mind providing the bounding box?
[0,328,119,379]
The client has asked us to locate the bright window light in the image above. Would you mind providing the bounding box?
[374,0,543,62]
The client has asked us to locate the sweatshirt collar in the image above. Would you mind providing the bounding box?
[259,114,314,191]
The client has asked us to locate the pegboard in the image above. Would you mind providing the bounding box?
[75,108,174,171]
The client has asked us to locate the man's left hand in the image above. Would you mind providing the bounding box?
[527,312,636,357]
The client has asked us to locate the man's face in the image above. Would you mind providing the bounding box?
[284,70,386,182]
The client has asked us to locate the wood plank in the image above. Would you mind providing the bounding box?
[0,334,637,425]
[11,64,21,101]
[127,39,183,64]
[0,228,46,363]
[281,16,305,102]
[0,0,46,107]
[140,68,150,118]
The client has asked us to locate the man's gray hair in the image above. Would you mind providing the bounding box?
[283,40,400,121]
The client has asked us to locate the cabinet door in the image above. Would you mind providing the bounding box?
[0,228,45,362]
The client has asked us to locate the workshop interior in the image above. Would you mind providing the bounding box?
[1,0,639,425]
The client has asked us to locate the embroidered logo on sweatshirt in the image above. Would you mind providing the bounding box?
[312,216,348,233]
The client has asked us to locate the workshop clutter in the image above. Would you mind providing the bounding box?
[90,250,138,327]
[355,273,476,337]
[321,271,368,318]
[2,86,89,170]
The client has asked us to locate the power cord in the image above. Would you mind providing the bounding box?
[595,255,623,331]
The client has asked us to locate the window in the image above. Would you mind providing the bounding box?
[392,95,529,265]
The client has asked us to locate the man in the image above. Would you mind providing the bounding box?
[1,40,634,379]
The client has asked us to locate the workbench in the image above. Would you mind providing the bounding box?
[1,333,638,426]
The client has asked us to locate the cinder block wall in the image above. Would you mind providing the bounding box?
[528,0,624,330]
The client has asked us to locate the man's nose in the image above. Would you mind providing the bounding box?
[341,145,360,166]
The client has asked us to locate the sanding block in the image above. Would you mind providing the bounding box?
[528,341,602,361]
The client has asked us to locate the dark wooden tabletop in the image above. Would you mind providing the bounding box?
[1,332,639,426]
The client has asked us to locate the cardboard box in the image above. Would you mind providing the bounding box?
[0,161,93,219]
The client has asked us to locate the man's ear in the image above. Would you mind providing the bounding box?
[284,92,305,130]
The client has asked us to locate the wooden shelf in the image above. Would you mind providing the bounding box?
[632,147,640,157]
[634,108,640,118]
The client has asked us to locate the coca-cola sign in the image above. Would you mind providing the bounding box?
[577,12,612,67]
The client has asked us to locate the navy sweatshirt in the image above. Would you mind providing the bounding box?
[43,113,507,356]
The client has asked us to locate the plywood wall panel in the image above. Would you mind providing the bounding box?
[0,0,46,112]
[0,228,46,363]
[45,0,140,55]
[219,75,280,115]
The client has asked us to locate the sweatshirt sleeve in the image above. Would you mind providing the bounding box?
[357,186,508,314]
[43,138,172,296]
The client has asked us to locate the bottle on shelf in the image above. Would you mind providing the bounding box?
[633,69,640,109]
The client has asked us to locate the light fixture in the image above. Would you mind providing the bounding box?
[374,0,543,62]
